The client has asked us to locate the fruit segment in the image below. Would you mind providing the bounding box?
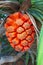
[21,14,29,21]
[6,32,16,38]
[15,45,23,52]
[6,26,15,32]
[26,28,32,35]
[17,32,27,40]
[12,38,19,45]
[26,36,33,42]
[21,40,28,46]
[9,12,19,20]
[17,27,24,33]
[16,19,23,26]
[23,22,30,29]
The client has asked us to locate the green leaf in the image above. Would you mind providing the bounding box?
[32,2,43,11]
[28,9,43,24]
[31,1,43,11]
[37,25,43,65]
[25,52,29,65]
[30,8,43,20]
[32,6,43,12]
[31,0,43,4]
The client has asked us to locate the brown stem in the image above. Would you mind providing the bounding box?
[19,0,31,11]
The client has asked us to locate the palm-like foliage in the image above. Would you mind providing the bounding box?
[0,0,43,65]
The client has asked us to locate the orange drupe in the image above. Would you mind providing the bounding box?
[4,12,35,52]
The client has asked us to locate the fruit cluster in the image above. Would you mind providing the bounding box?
[4,12,35,52]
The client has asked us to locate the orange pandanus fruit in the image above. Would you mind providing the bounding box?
[4,12,35,52]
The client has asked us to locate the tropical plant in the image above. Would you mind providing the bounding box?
[0,0,43,65]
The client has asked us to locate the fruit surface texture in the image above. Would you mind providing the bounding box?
[4,12,35,52]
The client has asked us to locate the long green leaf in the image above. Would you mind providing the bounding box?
[37,25,43,65]
[32,6,43,12]
[31,0,43,4]
[25,52,29,65]
[30,8,43,20]
[31,0,43,11]
[28,9,43,24]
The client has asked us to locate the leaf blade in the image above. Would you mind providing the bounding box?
[37,25,43,65]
